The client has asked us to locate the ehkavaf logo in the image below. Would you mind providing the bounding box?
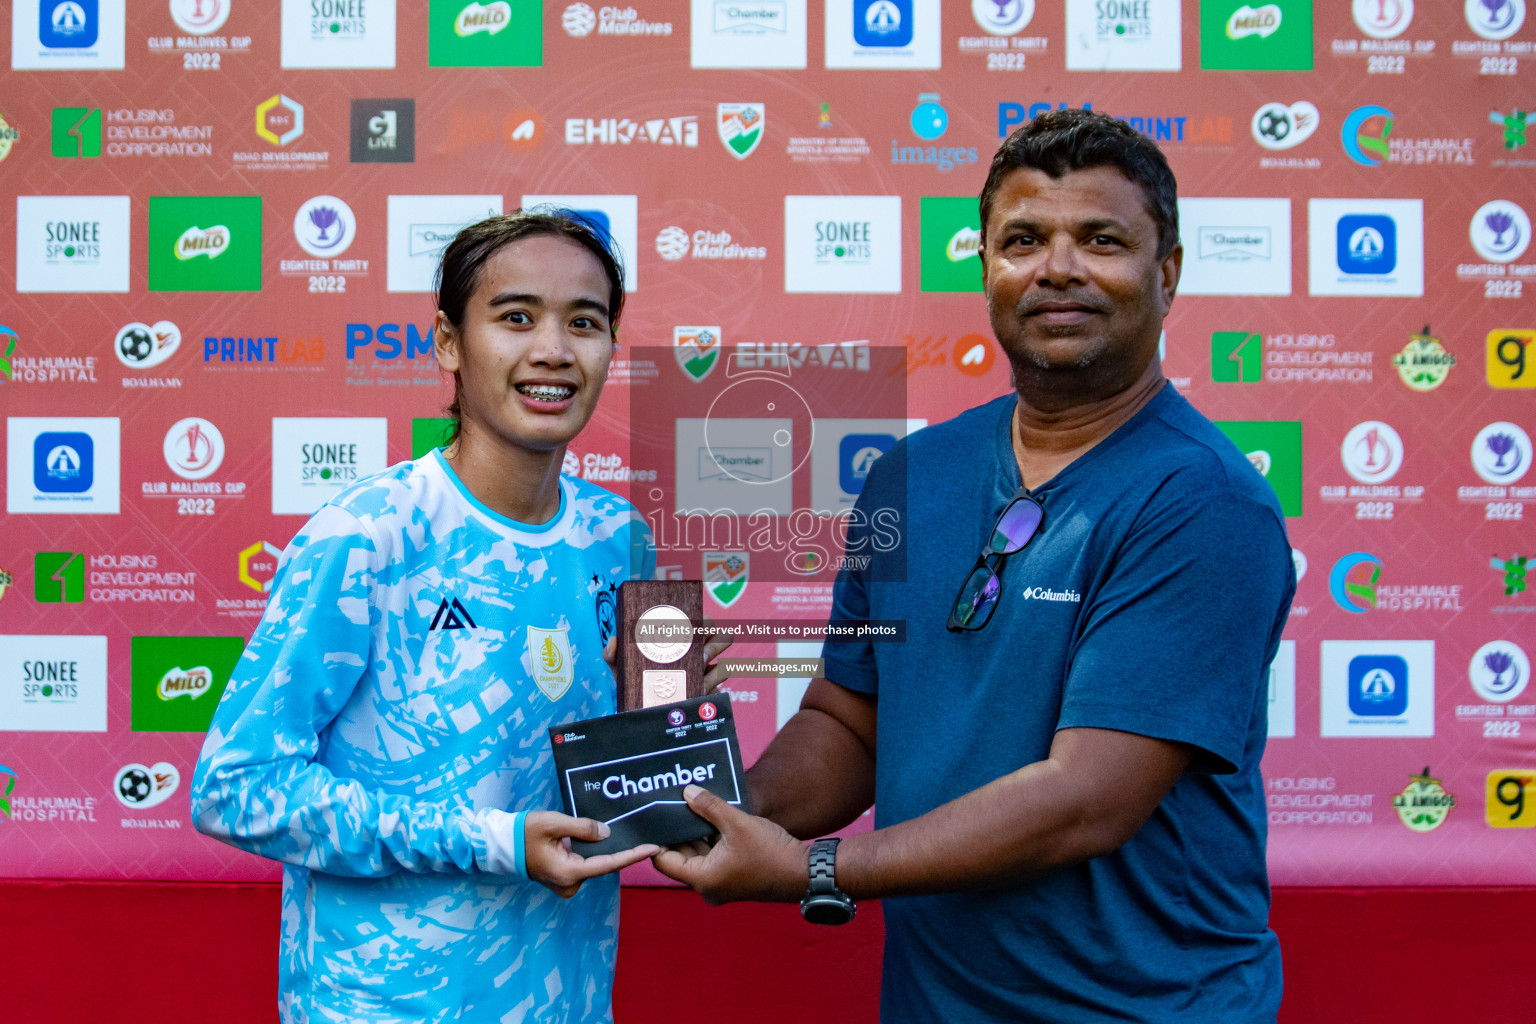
[736,340,871,370]
[566,115,698,146]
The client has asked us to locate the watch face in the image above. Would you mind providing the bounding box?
[802,894,856,926]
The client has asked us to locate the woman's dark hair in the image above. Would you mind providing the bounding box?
[434,207,626,447]
[979,108,1180,259]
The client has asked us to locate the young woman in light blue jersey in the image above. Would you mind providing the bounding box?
[192,211,721,1023]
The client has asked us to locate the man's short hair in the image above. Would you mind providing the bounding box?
[979,109,1180,259]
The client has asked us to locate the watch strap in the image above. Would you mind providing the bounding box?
[806,837,841,895]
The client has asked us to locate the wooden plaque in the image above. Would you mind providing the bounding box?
[615,580,708,712]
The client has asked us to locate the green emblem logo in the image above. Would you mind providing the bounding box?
[148,196,263,292]
[1211,331,1263,382]
[51,107,101,158]
[1214,420,1303,517]
[1200,1,1313,70]
[919,197,983,293]
[34,552,85,603]
[429,0,542,67]
[130,636,245,732]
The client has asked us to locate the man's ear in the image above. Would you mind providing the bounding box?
[433,310,460,373]
[1158,243,1183,313]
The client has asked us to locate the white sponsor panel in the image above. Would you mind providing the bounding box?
[675,417,795,515]
[12,0,126,69]
[690,0,807,68]
[1064,0,1180,70]
[824,0,941,69]
[1308,198,1424,298]
[281,0,397,68]
[386,195,502,292]
[784,195,902,293]
[1267,640,1297,739]
[521,194,640,292]
[1177,198,1292,296]
[1320,640,1435,738]
[6,416,121,514]
[270,417,388,515]
[16,195,131,293]
[0,634,109,732]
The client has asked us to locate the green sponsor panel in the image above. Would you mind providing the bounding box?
[148,196,263,292]
[919,197,983,293]
[130,636,246,732]
[1215,420,1303,517]
[1211,331,1262,382]
[412,417,456,458]
[33,552,84,603]
[50,107,101,158]
[1200,0,1312,70]
[429,0,542,67]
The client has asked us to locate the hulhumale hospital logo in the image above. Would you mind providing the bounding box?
[1330,551,1382,613]
[1342,105,1393,166]
[0,765,15,820]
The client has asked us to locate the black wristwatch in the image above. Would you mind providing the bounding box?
[800,837,856,925]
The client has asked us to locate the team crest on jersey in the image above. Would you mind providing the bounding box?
[674,326,721,382]
[527,626,575,701]
[718,103,764,160]
[704,551,749,608]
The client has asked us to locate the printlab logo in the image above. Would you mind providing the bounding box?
[1393,768,1455,832]
[1341,105,1392,166]
[1392,325,1454,392]
[34,552,84,603]
[148,196,263,292]
[1251,101,1317,150]
[115,321,181,370]
[350,99,415,162]
[113,761,178,810]
[1213,420,1302,516]
[1466,0,1525,41]
[919,197,982,293]
[1469,200,1530,264]
[1487,330,1535,389]
[718,103,764,159]
[973,0,1034,34]
[294,195,355,258]
[704,551,749,607]
[1200,0,1311,70]
[130,635,244,732]
[162,417,224,481]
[674,326,721,381]
[1471,422,1531,485]
[1469,640,1529,703]
[429,0,541,67]
[1330,552,1382,613]
[171,0,229,35]
[1341,420,1402,484]
[1353,0,1412,38]
[528,626,574,700]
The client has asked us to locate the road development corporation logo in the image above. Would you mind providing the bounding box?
[294,195,355,258]
[113,761,178,809]
[1470,200,1530,264]
[528,626,575,700]
[1251,101,1317,150]
[1392,326,1455,392]
[255,93,303,146]
[115,320,181,370]
[1330,552,1383,613]
[1471,422,1532,485]
[674,326,721,381]
[1394,768,1455,832]
[1466,0,1525,40]
[238,541,280,593]
[281,0,396,68]
[1354,0,1412,38]
[1469,640,1530,703]
[719,103,764,158]
[162,417,224,481]
[704,551,749,607]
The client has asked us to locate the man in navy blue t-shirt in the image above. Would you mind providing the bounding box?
[656,109,1294,1023]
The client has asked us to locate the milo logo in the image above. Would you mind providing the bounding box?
[158,665,213,701]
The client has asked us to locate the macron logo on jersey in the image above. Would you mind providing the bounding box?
[430,597,477,630]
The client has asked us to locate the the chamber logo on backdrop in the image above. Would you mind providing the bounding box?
[386,194,503,292]
[429,0,541,66]
[562,3,672,37]
[1308,199,1423,297]
[825,0,940,69]
[148,195,261,291]
[350,98,414,162]
[280,0,396,68]
[918,197,981,293]
[523,194,640,290]
[270,417,388,515]
[0,634,108,733]
[14,195,130,293]
[1200,0,1311,70]
[6,417,120,514]
[1320,640,1435,737]
[130,636,244,732]
[13,0,125,69]
[1066,0,1181,70]
[784,195,901,293]
[1465,0,1525,40]
[690,0,807,68]
[1177,198,1292,296]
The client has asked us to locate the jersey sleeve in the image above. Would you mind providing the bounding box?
[189,503,519,879]
[1056,491,1294,774]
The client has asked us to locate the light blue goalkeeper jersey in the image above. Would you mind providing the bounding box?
[191,449,654,1024]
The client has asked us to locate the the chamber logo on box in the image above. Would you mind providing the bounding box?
[387,195,502,292]
[691,0,806,68]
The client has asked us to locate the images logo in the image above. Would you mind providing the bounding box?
[1341,420,1402,483]
[1201,0,1312,70]
[130,636,244,732]
[1251,101,1317,150]
[50,106,100,157]
[149,197,262,292]
[1394,768,1455,832]
[1353,0,1412,38]
[1331,552,1382,613]
[718,103,764,159]
[1469,200,1530,264]
[972,0,1034,34]
[1487,330,1534,389]
[1342,105,1392,166]
[1213,420,1303,516]
[1465,0,1525,41]
[162,417,224,480]
[113,761,179,809]
[528,626,574,700]
[1469,640,1529,703]
[919,197,982,293]
[674,326,721,382]
[430,0,541,66]
[1471,422,1531,484]
[350,99,415,163]
[910,93,947,140]
[255,94,304,146]
[34,552,84,603]
[704,551,749,607]
[114,321,181,370]
[171,0,228,35]
[294,195,355,258]
[1392,325,1454,392]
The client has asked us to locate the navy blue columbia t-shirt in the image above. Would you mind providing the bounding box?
[822,385,1293,1024]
